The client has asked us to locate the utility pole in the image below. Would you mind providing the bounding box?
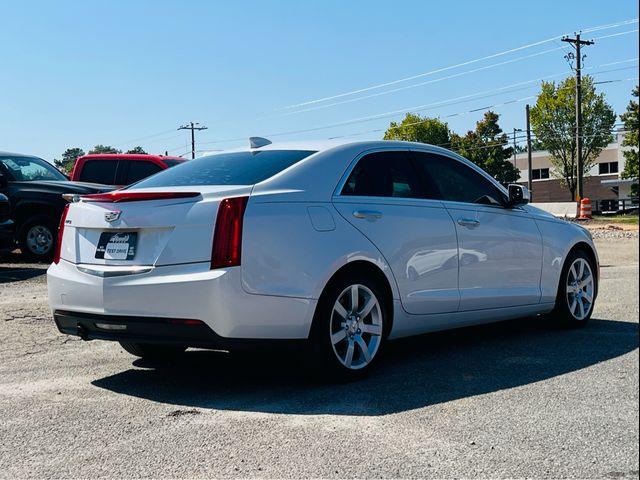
[562,32,594,201]
[512,128,522,168]
[526,104,533,195]
[178,122,208,159]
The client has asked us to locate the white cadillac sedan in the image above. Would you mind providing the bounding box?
[48,139,598,378]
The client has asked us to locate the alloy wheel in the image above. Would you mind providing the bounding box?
[330,284,383,370]
[565,257,594,321]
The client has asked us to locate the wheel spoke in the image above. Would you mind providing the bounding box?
[358,297,376,319]
[331,329,347,345]
[344,341,355,368]
[584,291,593,303]
[577,260,585,281]
[334,302,348,320]
[577,300,585,319]
[355,336,371,363]
[360,323,382,336]
[569,297,578,315]
[350,285,359,312]
[569,264,577,283]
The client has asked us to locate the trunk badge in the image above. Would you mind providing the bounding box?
[104,210,122,222]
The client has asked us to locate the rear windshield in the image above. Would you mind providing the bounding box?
[132,150,316,188]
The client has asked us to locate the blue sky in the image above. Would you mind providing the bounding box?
[1,0,638,162]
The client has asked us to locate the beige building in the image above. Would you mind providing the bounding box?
[514,134,637,210]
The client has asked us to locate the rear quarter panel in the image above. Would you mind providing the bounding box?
[241,195,399,301]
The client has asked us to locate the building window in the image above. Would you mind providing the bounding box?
[599,162,619,175]
[531,168,550,180]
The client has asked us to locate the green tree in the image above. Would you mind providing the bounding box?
[530,75,616,200]
[126,146,147,154]
[620,86,639,196]
[53,147,85,174]
[450,111,520,185]
[383,113,450,146]
[89,145,122,154]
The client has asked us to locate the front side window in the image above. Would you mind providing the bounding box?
[341,151,425,198]
[0,156,67,182]
[132,150,316,188]
[411,152,505,206]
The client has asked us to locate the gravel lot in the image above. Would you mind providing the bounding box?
[0,237,638,479]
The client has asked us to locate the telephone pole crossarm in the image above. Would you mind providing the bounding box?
[178,122,208,159]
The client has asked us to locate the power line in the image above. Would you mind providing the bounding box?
[278,18,638,111]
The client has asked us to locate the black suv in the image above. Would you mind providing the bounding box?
[0,151,111,261]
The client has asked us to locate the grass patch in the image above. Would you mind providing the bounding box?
[591,215,639,225]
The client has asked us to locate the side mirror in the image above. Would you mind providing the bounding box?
[0,173,7,189]
[507,184,530,208]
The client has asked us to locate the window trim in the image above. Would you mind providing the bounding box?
[333,147,510,209]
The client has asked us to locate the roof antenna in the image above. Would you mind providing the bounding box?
[249,137,272,149]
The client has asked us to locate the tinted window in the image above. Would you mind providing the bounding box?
[133,150,315,188]
[341,151,424,198]
[80,160,118,184]
[126,161,162,184]
[412,152,505,205]
[0,156,67,181]
[161,159,184,168]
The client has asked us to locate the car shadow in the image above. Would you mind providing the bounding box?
[0,266,48,283]
[92,317,638,416]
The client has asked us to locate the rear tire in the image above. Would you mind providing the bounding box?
[119,342,186,359]
[310,271,389,381]
[552,249,597,327]
[19,215,57,261]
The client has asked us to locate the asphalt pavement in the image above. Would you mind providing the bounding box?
[0,237,638,479]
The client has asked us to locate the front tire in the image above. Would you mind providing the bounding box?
[310,272,389,380]
[119,342,186,359]
[552,249,597,327]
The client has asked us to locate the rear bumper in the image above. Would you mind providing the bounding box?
[47,259,317,340]
[54,310,220,346]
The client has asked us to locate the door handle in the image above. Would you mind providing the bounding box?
[353,210,383,220]
[457,218,480,227]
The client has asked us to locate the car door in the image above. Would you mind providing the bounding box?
[411,151,543,311]
[332,150,460,315]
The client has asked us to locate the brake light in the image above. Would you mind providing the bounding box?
[211,196,249,269]
[53,204,70,265]
[80,191,200,203]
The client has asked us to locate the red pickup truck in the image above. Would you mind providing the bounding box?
[70,154,186,186]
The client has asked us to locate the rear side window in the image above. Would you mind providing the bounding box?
[341,151,424,198]
[126,161,162,184]
[161,159,184,168]
[79,160,118,184]
[411,152,505,205]
[132,150,316,188]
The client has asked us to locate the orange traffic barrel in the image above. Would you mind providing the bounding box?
[579,198,592,219]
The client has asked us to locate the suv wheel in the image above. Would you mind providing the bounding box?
[19,215,57,261]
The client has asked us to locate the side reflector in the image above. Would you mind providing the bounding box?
[53,204,70,265]
[80,191,200,203]
[211,196,249,269]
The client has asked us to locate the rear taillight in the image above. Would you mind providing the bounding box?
[80,191,200,203]
[53,204,70,265]
[211,196,249,269]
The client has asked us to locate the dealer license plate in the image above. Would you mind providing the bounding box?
[95,232,137,260]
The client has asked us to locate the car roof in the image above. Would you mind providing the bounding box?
[0,151,45,158]
[199,139,454,157]
[78,154,185,161]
